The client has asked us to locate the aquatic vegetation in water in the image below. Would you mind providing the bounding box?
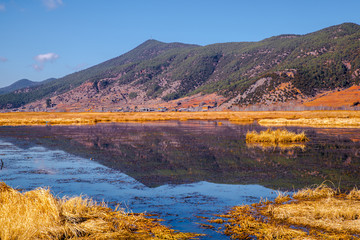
[0,182,199,240]
[210,183,360,239]
[246,142,306,151]
[246,128,309,144]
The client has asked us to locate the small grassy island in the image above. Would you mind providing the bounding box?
[0,182,198,240]
[246,128,309,144]
[210,184,360,239]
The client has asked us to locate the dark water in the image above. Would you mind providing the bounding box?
[0,121,360,239]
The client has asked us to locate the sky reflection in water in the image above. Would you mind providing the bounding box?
[1,121,360,238]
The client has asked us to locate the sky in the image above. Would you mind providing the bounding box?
[0,0,360,88]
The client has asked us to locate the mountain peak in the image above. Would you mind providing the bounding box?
[0,78,58,96]
[135,39,198,51]
[142,39,164,44]
[337,22,360,28]
[0,79,34,95]
[311,22,360,36]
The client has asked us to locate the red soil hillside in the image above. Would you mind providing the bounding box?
[163,93,227,109]
[304,86,360,108]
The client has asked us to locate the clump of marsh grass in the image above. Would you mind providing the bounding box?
[246,128,309,144]
[274,191,291,204]
[347,186,360,200]
[292,182,337,200]
[0,182,199,240]
[210,183,360,239]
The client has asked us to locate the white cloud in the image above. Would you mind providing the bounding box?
[34,53,59,63]
[0,56,7,62]
[42,0,63,10]
[33,52,59,71]
[0,4,5,11]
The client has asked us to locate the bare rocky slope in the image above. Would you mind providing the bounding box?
[1,23,360,111]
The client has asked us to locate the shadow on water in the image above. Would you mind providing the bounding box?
[0,121,359,191]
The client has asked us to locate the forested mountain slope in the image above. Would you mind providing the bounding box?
[1,23,359,111]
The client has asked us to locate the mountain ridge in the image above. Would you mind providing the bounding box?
[0,78,57,95]
[1,22,360,111]
[0,79,35,95]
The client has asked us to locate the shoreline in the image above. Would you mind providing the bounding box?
[0,110,359,127]
[0,182,199,239]
[211,184,360,239]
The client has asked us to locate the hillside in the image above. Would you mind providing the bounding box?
[1,23,360,111]
[304,86,360,108]
[0,79,57,95]
[0,78,56,106]
[0,79,36,95]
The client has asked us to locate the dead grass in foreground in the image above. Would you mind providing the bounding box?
[210,184,360,239]
[246,129,309,144]
[0,182,199,240]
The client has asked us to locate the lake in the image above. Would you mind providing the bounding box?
[1,121,360,239]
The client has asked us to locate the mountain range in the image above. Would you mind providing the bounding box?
[1,23,360,111]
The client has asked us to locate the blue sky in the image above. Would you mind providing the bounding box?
[1,0,360,88]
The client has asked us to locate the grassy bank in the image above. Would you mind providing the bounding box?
[0,110,360,127]
[210,184,360,239]
[0,182,198,240]
[258,117,360,128]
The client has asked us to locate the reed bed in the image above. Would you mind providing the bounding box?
[0,182,198,240]
[0,112,232,126]
[0,110,360,126]
[210,183,360,239]
[246,128,309,144]
[258,117,360,128]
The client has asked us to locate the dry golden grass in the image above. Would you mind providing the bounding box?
[292,183,337,200]
[258,117,360,128]
[0,110,360,127]
[274,191,292,204]
[347,187,360,200]
[212,183,360,239]
[246,128,309,144]
[0,112,233,126]
[0,182,199,240]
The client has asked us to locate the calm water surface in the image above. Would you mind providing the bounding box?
[0,121,360,239]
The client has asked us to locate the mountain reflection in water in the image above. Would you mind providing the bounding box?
[1,121,359,191]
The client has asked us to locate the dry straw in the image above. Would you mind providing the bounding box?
[211,183,360,239]
[246,128,309,144]
[258,117,360,128]
[1,110,360,127]
[0,182,198,240]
